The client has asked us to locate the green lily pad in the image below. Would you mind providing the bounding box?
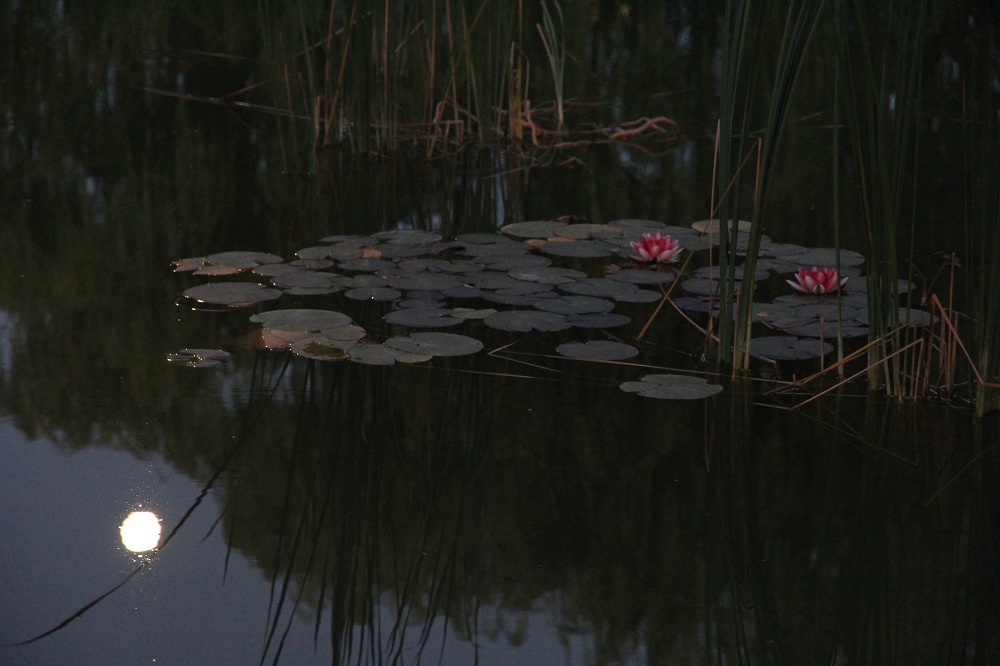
[500,220,568,238]
[556,340,639,361]
[337,258,397,272]
[473,254,552,270]
[250,308,353,331]
[565,313,632,328]
[295,246,334,261]
[385,332,484,357]
[205,251,285,269]
[508,266,587,285]
[345,343,432,366]
[748,336,834,360]
[788,248,866,268]
[383,308,465,328]
[691,219,753,234]
[372,229,442,244]
[553,224,623,240]
[183,282,283,307]
[385,272,465,291]
[534,295,615,315]
[270,270,342,289]
[620,374,723,400]
[539,240,613,258]
[344,286,402,301]
[290,336,352,361]
[483,310,572,332]
[608,268,676,285]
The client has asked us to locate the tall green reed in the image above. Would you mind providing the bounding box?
[714,0,826,370]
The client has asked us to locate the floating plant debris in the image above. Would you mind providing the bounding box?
[166,348,232,368]
[557,340,639,361]
[620,374,723,400]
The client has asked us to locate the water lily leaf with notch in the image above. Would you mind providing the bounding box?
[183,282,283,307]
[786,301,862,321]
[566,313,631,328]
[376,243,439,259]
[749,336,834,360]
[691,219,753,234]
[345,286,402,301]
[560,278,661,303]
[778,321,869,338]
[289,258,334,270]
[557,340,639,361]
[484,310,572,332]
[620,374,723,400]
[508,266,587,285]
[337,258,397,272]
[386,332,484,357]
[399,259,483,274]
[534,295,615,315]
[608,219,667,233]
[250,308,353,331]
[167,348,232,368]
[608,268,676,285]
[553,223,622,240]
[481,289,558,307]
[372,229,442,244]
[206,251,285,269]
[673,296,721,314]
[385,272,465,291]
[680,278,722,296]
[270,270,342,290]
[295,246,335,261]
[348,343,432,366]
[500,220,568,238]
[320,323,368,341]
[290,336,353,361]
[473,254,552,270]
[383,308,465,328]
[173,257,207,272]
[788,247,866,268]
[855,308,934,328]
[539,240,613,258]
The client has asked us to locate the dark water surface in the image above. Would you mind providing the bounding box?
[2,3,999,665]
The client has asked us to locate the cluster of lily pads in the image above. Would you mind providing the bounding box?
[170,218,930,398]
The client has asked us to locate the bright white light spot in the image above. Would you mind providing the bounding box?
[120,511,161,552]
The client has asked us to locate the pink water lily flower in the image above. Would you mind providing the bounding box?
[786,266,847,295]
[630,233,682,264]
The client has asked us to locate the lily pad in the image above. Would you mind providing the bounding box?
[538,239,613,258]
[290,336,352,361]
[691,219,753,234]
[565,313,632,328]
[250,308,353,331]
[483,310,572,332]
[620,374,723,400]
[205,251,285,269]
[534,295,615,315]
[344,286,402,301]
[385,332,484,357]
[372,229,443,244]
[183,282,283,307]
[556,340,639,361]
[508,266,587,285]
[553,224,622,240]
[385,272,465,291]
[473,254,552,271]
[347,343,432,366]
[748,336,834,360]
[166,348,232,368]
[608,268,676,285]
[383,308,465,328]
[500,220,568,238]
[788,248,866,268]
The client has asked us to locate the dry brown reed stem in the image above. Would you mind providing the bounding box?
[791,337,925,410]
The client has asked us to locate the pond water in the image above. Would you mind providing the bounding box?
[2,3,999,665]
